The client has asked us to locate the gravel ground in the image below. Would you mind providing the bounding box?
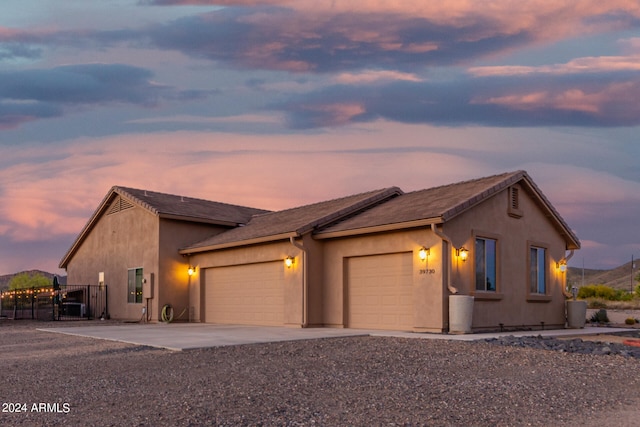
[1,321,639,427]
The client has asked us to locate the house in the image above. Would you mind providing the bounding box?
[60,171,580,332]
[58,187,269,321]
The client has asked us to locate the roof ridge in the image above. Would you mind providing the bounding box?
[403,170,524,196]
[249,186,402,219]
[113,186,270,213]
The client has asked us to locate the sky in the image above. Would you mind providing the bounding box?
[1,0,639,275]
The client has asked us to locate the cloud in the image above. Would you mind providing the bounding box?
[0,63,210,129]
[334,70,424,84]
[277,69,640,128]
[468,55,640,76]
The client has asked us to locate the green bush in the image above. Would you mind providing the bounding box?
[625,317,636,325]
[589,309,609,323]
[578,284,633,301]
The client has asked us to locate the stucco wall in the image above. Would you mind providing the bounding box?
[157,219,229,322]
[65,205,159,320]
[443,183,569,330]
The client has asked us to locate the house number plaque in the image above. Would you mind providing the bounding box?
[419,269,436,275]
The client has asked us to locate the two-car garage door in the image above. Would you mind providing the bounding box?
[346,252,414,331]
[204,261,284,326]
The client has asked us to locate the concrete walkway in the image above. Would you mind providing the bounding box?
[38,323,632,351]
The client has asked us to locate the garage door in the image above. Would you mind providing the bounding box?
[205,261,284,326]
[347,252,414,330]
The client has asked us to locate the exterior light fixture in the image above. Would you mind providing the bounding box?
[457,247,469,262]
[418,247,430,261]
[188,266,196,276]
[285,256,295,268]
[557,260,567,272]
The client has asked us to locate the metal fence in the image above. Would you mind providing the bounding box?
[0,284,108,321]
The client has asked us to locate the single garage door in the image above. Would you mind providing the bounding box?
[347,252,413,330]
[205,261,284,326]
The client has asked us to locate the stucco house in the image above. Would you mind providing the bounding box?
[60,171,580,332]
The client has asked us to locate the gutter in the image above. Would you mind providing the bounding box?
[289,236,308,328]
[431,223,459,295]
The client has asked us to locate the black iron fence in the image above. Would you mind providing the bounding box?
[0,284,108,321]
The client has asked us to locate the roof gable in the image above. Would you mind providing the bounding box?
[59,186,269,268]
[316,171,580,249]
[180,187,402,253]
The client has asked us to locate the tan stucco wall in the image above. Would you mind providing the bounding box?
[443,183,569,330]
[65,205,230,321]
[157,218,229,322]
[65,206,159,320]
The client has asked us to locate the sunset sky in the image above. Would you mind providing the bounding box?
[1,0,639,275]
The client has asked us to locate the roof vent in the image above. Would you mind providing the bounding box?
[107,196,134,215]
[507,186,523,218]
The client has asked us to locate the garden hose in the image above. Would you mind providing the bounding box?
[161,304,174,323]
[161,304,188,323]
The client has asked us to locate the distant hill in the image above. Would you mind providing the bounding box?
[0,270,67,289]
[567,260,638,292]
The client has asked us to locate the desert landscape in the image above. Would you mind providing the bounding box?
[1,320,639,426]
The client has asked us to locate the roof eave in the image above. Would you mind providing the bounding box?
[59,187,121,269]
[158,213,239,227]
[180,232,298,255]
[315,218,442,240]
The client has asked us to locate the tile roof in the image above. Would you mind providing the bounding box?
[115,187,269,225]
[60,186,269,268]
[317,171,525,234]
[180,187,402,252]
[316,170,580,249]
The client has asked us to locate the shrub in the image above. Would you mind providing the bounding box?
[589,309,609,323]
[578,284,633,301]
[625,317,636,325]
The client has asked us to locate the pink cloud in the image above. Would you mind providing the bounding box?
[469,55,640,77]
[334,70,423,84]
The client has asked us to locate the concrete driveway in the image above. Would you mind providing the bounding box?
[39,323,370,351]
[38,323,630,351]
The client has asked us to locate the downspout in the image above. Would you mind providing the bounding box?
[560,249,575,298]
[290,236,308,327]
[431,223,459,295]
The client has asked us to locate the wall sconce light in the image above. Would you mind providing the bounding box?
[285,256,295,268]
[456,247,469,262]
[556,260,567,272]
[188,265,196,276]
[418,247,430,261]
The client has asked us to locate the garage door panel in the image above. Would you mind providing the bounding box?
[205,262,284,326]
[347,252,413,330]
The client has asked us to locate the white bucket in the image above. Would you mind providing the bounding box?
[566,300,587,328]
[449,295,474,333]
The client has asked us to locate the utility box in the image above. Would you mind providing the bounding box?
[143,273,154,299]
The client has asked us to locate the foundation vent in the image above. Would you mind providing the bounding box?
[107,196,134,215]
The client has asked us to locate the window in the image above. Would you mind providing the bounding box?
[475,237,497,292]
[127,268,143,303]
[529,247,546,294]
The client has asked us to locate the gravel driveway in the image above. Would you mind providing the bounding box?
[1,321,639,426]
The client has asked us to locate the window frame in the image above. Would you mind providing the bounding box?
[527,241,552,302]
[127,267,143,304]
[472,231,502,300]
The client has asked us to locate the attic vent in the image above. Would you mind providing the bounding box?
[507,186,523,218]
[511,187,519,209]
[107,196,134,215]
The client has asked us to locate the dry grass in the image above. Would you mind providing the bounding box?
[584,298,640,310]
